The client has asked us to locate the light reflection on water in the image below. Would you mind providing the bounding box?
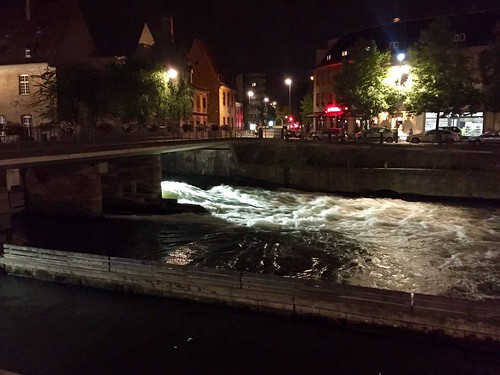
[9,181,500,301]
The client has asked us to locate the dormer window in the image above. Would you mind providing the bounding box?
[454,33,466,42]
[326,54,331,61]
[341,50,348,57]
[24,48,31,58]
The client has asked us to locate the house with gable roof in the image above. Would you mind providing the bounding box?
[0,0,95,138]
[0,0,202,137]
[189,38,236,129]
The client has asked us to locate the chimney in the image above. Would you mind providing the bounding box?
[161,16,175,43]
[26,0,31,21]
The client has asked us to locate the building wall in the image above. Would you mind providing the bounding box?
[0,63,52,128]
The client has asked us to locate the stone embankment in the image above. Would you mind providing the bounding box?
[161,141,500,200]
[1,244,499,347]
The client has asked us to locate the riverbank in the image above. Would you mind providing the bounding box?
[2,244,498,350]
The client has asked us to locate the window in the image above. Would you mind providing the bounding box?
[389,41,399,49]
[22,115,33,136]
[24,48,31,58]
[202,97,206,109]
[0,115,5,125]
[326,54,332,61]
[223,92,226,106]
[454,33,466,42]
[19,74,30,95]
[341,50,347,57]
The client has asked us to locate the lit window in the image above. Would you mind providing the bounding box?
[251,82,256,87]
[341,51,348,56]
[22,115,33,136]
[24,48,31,58]
[0,115,5,124]
[19,74,30,95]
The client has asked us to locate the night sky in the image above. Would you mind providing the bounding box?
[163,0,499,104]
[2,0,499,105]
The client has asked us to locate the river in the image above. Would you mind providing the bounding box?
[8,180,500,301]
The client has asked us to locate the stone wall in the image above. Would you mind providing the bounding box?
[161,142,500,200]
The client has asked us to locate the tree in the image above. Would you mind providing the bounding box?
[33,65,104,124]
[406,18,479,142]
[274,104,289,126]
[299,90,313,126]
[479,21,500,120]
[163,76,193,127]
[332,38,392,129]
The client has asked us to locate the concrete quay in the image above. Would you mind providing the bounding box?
[1,244,499,347]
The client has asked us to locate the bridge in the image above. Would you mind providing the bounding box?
[0,127,499,235]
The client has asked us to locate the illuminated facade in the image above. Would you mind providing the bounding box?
[188,39,237,128]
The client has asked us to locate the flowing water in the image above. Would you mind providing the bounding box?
[9,181,500,301]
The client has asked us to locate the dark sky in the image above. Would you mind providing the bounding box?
[165,0,499,104]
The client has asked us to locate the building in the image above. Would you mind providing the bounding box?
[235,73,268,128]
[0,0,216,137]
[312,9,500,137]
[0,1,95,139]
[188,39,237,129]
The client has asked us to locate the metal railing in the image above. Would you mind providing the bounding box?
[0,126,264,153]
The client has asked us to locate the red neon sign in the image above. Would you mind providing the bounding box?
[324,103,348,116]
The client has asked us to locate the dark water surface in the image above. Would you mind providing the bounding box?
[0,274,498,375]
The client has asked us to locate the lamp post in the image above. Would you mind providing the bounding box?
[247,90,254,128]
[395,53,407,143]
[284,78,292,113]
[263,97,269,127]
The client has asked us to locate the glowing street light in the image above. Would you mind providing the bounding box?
[167,68,178,79]
[284,78,292,111]
[263,97,269,126]
[247,90,254,105]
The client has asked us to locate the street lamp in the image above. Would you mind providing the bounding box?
[163,68,178,83]
[247,90,254,105]
[247,91,254,129]
[167,68,178,79]
[263,97,269,127]
[284,78,292,112]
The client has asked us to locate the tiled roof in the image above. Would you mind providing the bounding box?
[0,1,77,65]
[316,9,500,69]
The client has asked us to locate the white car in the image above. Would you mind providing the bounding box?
[406,129,461,144]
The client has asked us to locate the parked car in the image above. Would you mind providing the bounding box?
[468,130,500,145]
[354,127,395,143]
[284,128,309,139]
[310,127,346,142]
[440,126,462,135]
[406,129,461,144]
